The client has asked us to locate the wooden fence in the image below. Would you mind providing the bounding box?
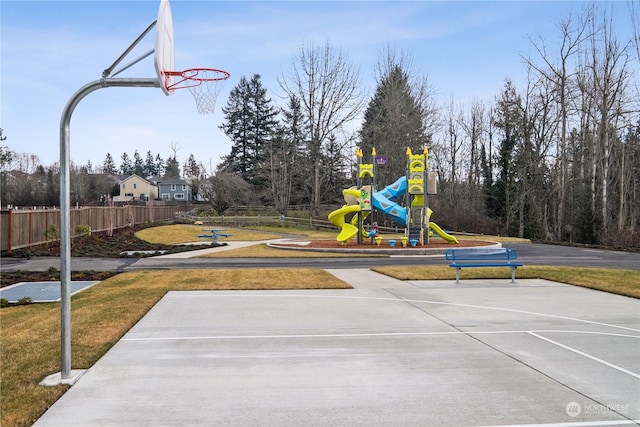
[1,205,193,253]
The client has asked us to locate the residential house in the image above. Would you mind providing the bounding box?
[113,174,158,202]
[158,178,192,202]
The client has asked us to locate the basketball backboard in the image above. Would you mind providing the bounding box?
[155,0,175,95]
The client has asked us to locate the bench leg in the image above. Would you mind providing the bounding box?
[511,267,516,284]
[455,268,460,284]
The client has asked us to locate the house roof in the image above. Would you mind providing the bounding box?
[119,174,157,186]
[158,178,190,186]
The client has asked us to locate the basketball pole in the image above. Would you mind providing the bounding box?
[58,77,159,382]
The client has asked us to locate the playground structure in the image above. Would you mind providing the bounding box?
[328,147,458,246]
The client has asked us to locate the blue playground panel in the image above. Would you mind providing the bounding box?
[0,281,99,303]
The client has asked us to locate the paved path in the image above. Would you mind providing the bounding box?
[2,241,640,272]
[151,239,285,259]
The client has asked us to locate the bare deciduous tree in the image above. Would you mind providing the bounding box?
[524,6,591,238]
[279,40,364,217]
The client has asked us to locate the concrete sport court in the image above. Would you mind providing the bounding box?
[34,271,639,427]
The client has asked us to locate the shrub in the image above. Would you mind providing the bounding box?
[44,224,59,241]
[75,224,91,237]
[16,297,32,305]
[47,266,60,279]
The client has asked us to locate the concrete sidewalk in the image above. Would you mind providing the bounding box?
[33,274,640,427]
[325,268,417,289]
[152,239,285,258]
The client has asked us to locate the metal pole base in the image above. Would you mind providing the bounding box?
[40,369,87,387]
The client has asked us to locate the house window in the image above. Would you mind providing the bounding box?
[122,184,125,189]
[171,184,177,191]
[125,193,134,197]
[182,184,186,190]
[161,193,170,199]
[133,183,137,189]
[174,193,185,200]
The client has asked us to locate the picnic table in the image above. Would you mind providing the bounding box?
[198,228,233,245]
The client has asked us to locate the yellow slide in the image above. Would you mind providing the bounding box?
[429,221,459,244]
[328,204,361,242]
[350,210,372,237]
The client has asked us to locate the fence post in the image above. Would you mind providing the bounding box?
[7,208,13,254]
[29,209,33,245]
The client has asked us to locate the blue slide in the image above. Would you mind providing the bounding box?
[370,176,459,243]
[371,177,408,227]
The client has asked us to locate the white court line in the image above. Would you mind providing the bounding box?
[528,332,640,379]
[166,292,640,334]
[122,329,640,342]
[475,419,640,427]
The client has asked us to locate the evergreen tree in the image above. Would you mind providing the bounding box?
[119,152,133,176]
[155,153,165,177]
[359,64,428,187]
[144,151,158,177]
[102,153,117,175]
[132,150,144,176]
[164,156,180,178]
[184,154,200,178]
[322,134,351,205]
[45,168,59,206]
[490,80,523,232]
[184,154,201,199]
[273,94,310,209]
[220,74,279,194]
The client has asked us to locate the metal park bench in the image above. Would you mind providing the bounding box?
[445,248,523,284]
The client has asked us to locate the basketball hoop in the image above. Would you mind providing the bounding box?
[162,68,230,114]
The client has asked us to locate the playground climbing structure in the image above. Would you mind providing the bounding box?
[328,147,458,245]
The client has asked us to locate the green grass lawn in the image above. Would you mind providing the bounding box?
[373,265,640,299]
[135,224,280,243]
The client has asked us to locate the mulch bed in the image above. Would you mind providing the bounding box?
[272,239,492,250]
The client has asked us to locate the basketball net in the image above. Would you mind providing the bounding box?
[164,68,230,114]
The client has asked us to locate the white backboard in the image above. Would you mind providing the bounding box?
[155,0,175,95]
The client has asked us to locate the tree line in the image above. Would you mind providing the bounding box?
[212,5,639,247]
[1,4,638,247]
[0,140,192,206]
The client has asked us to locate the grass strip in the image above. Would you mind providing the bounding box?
[372,265,640,298]
[198,243,386,258]
[0,268,350,427]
